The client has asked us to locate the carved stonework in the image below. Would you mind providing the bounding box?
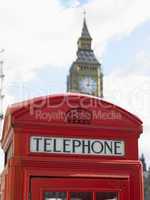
[67,17,103,97]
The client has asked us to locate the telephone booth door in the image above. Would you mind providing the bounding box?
[31,178,129,200]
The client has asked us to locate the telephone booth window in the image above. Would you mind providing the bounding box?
[44,191,118,200]
[44,192,67,200]
[70,192,92,200]
[96,192,118,199]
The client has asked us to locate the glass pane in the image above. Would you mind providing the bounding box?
[70,192,92,200]
[44,192,66,200]
[96,192,118,200]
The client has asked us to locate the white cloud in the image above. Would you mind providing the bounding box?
[84,0,150,57]
[0,0,150,82]
[134,50,150,75]
[104,60,150,166]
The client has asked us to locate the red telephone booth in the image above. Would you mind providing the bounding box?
[0,94,144,200]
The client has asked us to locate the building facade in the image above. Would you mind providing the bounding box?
[67,17,103,97]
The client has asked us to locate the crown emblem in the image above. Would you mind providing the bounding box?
[65,108,92,124]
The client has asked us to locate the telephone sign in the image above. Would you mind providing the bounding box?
[30,136,125,156]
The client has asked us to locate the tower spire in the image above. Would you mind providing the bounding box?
[83,10,86,20]
[81,10,92,39]
[77,11,92,51]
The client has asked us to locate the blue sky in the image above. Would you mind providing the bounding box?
[103,19,150,75]
[0,0,150,171]
[59,0,89,7]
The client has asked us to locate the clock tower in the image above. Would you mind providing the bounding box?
[67,15,103,97]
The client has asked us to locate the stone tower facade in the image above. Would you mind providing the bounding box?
[67,16,103,97]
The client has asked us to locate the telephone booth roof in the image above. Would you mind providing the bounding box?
[2,93,142,140]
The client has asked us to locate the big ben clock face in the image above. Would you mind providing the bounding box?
[79,76,97,94]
